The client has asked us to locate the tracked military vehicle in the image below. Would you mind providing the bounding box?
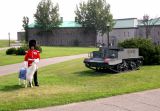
[84,47,143,73]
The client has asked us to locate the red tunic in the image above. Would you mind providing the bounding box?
[24,49,40,67]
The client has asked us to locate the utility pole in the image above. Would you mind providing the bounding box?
[107,24,110,47]
[8,32,10,47]
[107,30,109,47]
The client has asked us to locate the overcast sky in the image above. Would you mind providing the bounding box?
[0,0,160,40]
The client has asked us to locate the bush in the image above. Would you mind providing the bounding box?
[6,45,42,55]
[16,46,28,55]
[152,46,160,64]
[6,48,17,55]
[35,45,42,53]
[118,38,160,65]
[16,45,42,55]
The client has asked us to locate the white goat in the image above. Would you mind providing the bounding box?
[25,62,37,88]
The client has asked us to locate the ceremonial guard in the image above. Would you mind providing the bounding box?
[24,40,40,86]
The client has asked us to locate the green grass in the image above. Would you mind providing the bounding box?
[0,46,97,66]
[0,58,160,110]
[0,40,15,48]
[40,46,96,58]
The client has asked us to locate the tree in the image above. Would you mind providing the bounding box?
[22,16,29,43]
[141,15,160,38]
[75,0,114,36]
[34,0,61,31]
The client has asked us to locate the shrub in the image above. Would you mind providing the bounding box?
[16,46,28,55]
[152,45,160,64]
[6,45,42,55]
[14,44,29,55]
[6,48,17,55]
[16,45,42,55]
[118,38,160,65]
[35,45,42,53]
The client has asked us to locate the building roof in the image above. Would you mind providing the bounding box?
[28,23,36,28]
[114,18,138,28]
[28,21,82,28]
[59,21,82,27]
[28,17,160,29]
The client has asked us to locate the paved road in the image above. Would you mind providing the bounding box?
[0,47,10,50]
[25,88,160,111]
[0,46,20,51]
[0,54,87,76]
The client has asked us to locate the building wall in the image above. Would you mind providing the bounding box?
[17,32,25,41]
[152,26,160,45]
[137,26,160,45]
[97,28,138,47]
[20,24,160,47]
[28,28,96,46]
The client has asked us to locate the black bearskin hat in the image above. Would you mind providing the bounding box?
[29,40,36,49]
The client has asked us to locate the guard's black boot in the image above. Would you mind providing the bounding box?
[34,71,39,87]
[35,84,39,87]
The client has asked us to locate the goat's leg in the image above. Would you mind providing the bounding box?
[30,83,33,88]
[30,79,33,88]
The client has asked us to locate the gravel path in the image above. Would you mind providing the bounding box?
[0,54,87,76]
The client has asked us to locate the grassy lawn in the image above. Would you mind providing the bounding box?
[0,58,160,110]
[0,46,97,66]
[0,40,15,48]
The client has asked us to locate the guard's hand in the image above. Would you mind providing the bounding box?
[24,61,28,68]
[34,59,40,63]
